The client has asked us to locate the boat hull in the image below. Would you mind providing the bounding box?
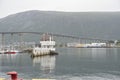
[32,48,58,57]
[5,52,16,54]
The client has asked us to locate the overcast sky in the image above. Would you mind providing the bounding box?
[0,0,120,18]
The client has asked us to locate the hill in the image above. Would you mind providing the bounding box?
[0,10,120,40]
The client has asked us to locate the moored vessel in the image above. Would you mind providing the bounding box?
[4,49,20,54]
[32,34,58,57]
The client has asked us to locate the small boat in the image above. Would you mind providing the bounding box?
[4,50,20,54]
[32,33,58,57]
[0,48,21,54]
[0,45,21,54]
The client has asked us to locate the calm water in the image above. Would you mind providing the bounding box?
[0,48,120,80]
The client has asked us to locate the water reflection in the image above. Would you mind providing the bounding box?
[32,55,56,74]
[0,48,120,79]
[92,48,106,57]
[91,48,120,63]
[0,54,17,65]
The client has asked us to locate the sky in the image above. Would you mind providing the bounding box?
[0,0,120,18]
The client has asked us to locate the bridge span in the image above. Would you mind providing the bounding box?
[0,31,114,50]
[0,32,110,42]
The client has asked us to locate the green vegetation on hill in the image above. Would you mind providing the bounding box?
[0,10,120,40]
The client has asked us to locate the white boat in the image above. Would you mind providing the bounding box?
[0,47,21,54]
[4,49,20,54]
[0,49,20,54]
[32,34,58,57]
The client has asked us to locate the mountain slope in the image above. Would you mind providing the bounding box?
[0,10,120,40]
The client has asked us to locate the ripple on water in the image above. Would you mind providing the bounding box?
[53,73,120,80]
[1,73,120,80]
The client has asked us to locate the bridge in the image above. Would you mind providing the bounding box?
[0,32,114,50]
[0,31,111,41]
